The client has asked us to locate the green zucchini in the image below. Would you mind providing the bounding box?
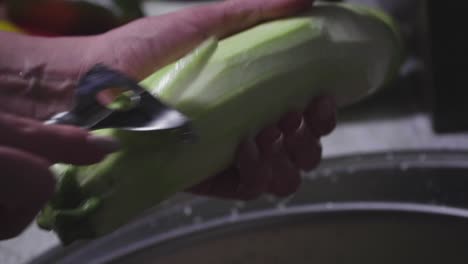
[37,3,404,244]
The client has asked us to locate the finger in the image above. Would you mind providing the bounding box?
[268,159,301,197]
[278,111,303,136]
[185,0,313,39]
[105,0,313,79]
[256,125,302,197]
[255,125,283,156]
[235,138,272,200]
[280,117,323,171]
[0,147,54,209]
[0,112,119,165]
[266,138,302,197]
[187,168,241,199]
[188,138,270,200]
[0,146,55,239]
[0,205,45,240]
[304,95,337,137]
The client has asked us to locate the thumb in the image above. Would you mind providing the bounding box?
[0,112,120,165]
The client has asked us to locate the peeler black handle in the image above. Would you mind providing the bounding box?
[45,65,194,135]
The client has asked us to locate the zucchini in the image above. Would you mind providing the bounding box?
[37,3,404,244]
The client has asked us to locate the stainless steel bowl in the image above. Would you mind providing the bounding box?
[31,150,468,264]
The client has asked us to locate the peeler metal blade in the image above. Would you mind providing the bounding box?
[45,65,195,139]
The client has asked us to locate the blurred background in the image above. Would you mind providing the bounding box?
[2,1,468,263]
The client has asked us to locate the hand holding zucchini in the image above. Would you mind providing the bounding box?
[37,2,404,244]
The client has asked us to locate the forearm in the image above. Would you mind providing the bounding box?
[0,32,94,119]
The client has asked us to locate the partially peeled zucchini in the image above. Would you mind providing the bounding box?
[37,3,404,244]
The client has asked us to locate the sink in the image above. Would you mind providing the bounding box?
[30,150,468,264]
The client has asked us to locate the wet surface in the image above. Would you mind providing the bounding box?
[26,150,468,264]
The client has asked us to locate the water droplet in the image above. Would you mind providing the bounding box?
[230,208,240,221]
[234,201,245,208]
[305,171,319,180]
[183,206,192,216]
[265,195,276,203]
[399,162,410,171]
[277,202,286,211]
[283,195,294,204]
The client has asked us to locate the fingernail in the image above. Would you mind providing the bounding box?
[272,135,284,154]
[317,96,336,121]
[279,112,302,135]
[87,135,121,153]
[257,126,282,144]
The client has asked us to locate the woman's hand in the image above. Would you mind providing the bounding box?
[1,0,313,119]
[189,95,336,200]
[0,0,337,239]
[0,112,120,240]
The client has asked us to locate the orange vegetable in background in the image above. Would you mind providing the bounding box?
[4,0,143,36]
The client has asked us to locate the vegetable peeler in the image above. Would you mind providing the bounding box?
[45,65,195,138]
